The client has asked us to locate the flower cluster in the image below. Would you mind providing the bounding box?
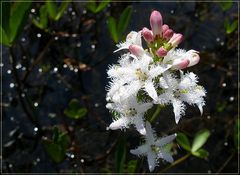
[106,10,206,172]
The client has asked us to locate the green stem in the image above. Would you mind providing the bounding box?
[160,153,191,173]
[150,105,162,123]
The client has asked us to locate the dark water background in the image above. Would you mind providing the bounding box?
[1,1,238,173]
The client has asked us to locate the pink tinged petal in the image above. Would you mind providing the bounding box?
[162,24,169,33]
[186,50,200,67]
[168,33,184,47]
[155,134,177,147]
[172,58,190,70]
[129,44,144,57]
[130,144,149,156]
[172,99,186,124]
[158,150,174,163]
[150,10,163,37]
[144,81,158,101]
[142,27,154,43]
[147,151,157,172]
[156,47,168,57]
[108,117,128,130]
[163,29,174,40]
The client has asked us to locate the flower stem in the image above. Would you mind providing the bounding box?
[150,105,163,123]
[160,153,191,173]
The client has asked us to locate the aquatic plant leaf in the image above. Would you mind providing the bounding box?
[46,1,57,20]
[117,6,132,36]
[127,160,138,174]
[43,139,65,163]
[55,1,70,20]
[219,1,233,11]
[9,1,32,43]
[192,148,209,158]
[226,20,238,34]
[191,129,210,152]
[234,119,240,151]
[107,16,118,43]
[95,0,110,13]
[64,99,88,119]
[32,5,48,29]
[86,1,97,13]
[176,133,191,151]
[0,26,10,46]
[0,2,10,35]
[115,136,126,173]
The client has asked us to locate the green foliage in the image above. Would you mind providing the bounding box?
[43,126,70,163]
[0,1,32,46]
[234,119,240,151]
[127,160,138,174]
[224,19,238,34]
[219,0,233,11]
[32,1,70,30]
[107,6,133,43]
[176,129,210,159]
[86,0,110,14]
[64,99,88,119]
[191,129,210,152]
[176,133,191,151]
[115,136,127,173]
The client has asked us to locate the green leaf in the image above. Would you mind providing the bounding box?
[117,6,132,36]
[64,99,87,119]
[0,26,10,46]
[86,1,96,13]
[9,1,32,43]
[127,160,138,174]
[115,136,126,173]
[234,119,240,151]
[55,1,70,21]
[192,148,209,158]
[107,16,118,43]
[43,139,65,163]
[32,5,48,29]
[0,2,10,35]
[227,20,238,34]
[176,133,191,151]
[46,1,57,20]
[191,129,210,152]
[95,0,110,13]
[219,1,233,11]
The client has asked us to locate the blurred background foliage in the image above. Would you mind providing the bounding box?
[1,0,238,173]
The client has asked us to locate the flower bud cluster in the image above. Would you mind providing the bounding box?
[106,10,206,172]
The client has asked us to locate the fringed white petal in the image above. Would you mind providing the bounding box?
[172,99,185,124]
[155,133,177,147]
[130,144,149,156]
[108,117,128,130]
[144,81,158,101]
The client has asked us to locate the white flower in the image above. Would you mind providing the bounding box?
[114,31,142,52]
[107,54,170,101]
[107,97,153,135]
[157,71,206,123]
[130,122,176,172]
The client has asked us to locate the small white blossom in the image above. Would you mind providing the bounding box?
[107,97,152,135]
[157,71,206,123]
[130,122,176,172]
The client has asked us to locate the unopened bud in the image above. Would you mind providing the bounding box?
[156,47,168,57]
[142,27,154,43]
[186,50,200,67]
[129,44,144,57]
[162,24,169,33]
[150,10,163,37]
[172,58,190,70]
[163,29,174,40]
[168,33,184,47]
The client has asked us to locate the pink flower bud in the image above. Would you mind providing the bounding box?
[162,24,169,33]
[186,50,200,67]
[168,33,184,47]
[172,58,190,70]
[156,47,168,57]
[163,29,174,40]
[129,44,144,57]
[142,27,154,43]
[150,10,163,37]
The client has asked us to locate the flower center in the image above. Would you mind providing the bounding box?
[135,68,148,81]
[125,108,137,116]
[151,145,160,153]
